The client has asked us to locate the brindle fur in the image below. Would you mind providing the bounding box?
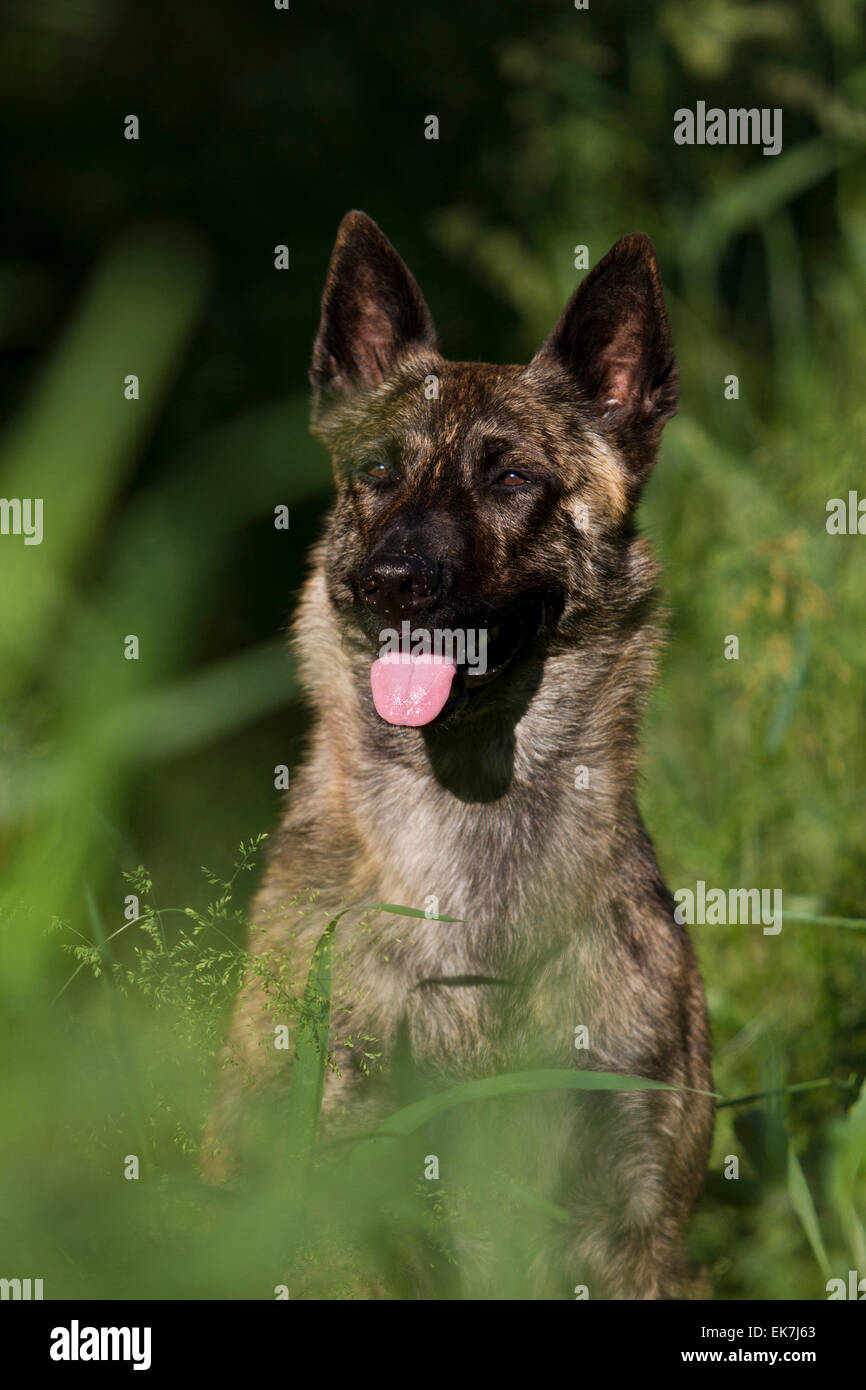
[205,212,714,1299]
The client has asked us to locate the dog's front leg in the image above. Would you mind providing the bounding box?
[561,1088,709,1300]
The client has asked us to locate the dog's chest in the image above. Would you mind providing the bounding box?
[327,740,608,1065]
[358,762,573,927]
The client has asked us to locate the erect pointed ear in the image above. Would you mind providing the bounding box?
[533,234,678,450]
[310,211,438,411]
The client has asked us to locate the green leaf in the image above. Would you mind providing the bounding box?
[787,1145,831,1278]
[784,912,866,931]
[828,1079,866,1270]
[284,912,345,1165]
[364,1068,718,1144]
[359,903,464,922]
[717,1075,858,1109]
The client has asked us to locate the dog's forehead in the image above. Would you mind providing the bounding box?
[324,354,620,506]
[379,358,591,461]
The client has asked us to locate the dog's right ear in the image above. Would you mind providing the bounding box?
[532,234,678,470]
[310,212,438,415]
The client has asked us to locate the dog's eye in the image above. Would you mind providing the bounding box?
[361,461,392,482]
[495,470,530,488]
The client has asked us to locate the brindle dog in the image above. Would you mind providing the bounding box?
[206,212,714,1299]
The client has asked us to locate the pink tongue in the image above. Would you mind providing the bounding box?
[370,651,457,727]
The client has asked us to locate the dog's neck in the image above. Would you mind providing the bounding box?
[297,570,655,924]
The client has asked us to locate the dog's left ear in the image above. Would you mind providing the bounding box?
[533,234,678,456]
[311,211,438,418]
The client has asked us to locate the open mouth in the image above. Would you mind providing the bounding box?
[368,602,542,727]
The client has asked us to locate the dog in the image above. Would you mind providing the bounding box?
[205,211,714,1299]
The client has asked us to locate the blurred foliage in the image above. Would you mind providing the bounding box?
[0,0,864,1298]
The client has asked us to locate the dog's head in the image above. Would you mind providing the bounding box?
[309,211,677,730]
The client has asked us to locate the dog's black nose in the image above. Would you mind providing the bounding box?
[360,553,440,619]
